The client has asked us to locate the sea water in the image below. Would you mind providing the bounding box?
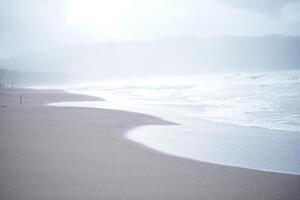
[47,70,300,174]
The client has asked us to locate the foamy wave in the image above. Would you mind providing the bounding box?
[63,70,300,133]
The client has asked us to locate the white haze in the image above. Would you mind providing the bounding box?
[1,0,300,58]
[2,0,300,174]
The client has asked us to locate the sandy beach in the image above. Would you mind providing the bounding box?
[0,88,299,200]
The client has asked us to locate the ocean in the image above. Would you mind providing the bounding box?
[46,70,300,174]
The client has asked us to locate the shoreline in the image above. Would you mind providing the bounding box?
[1,88,299,200]
[126,127,300,176]
[51,100,300,175]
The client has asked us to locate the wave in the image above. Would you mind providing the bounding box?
[58,70,300,133]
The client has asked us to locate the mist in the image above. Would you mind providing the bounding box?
[1,0,300,84]
[1,1,300,199]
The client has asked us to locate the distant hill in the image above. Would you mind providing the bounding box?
[1,35,300,80]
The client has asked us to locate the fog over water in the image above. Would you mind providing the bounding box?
[48,69,300,174]
[1,0,300,79]
[2,0,300,137]
[2,0,300,174]
[44,70,300,133]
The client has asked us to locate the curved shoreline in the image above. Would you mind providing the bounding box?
[125,126,300,176]
[0,88,299,200]
[51,100,300,175]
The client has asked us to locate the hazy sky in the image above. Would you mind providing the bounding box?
[1,0,300,57]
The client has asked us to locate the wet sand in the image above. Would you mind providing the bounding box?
[0,88,299,200]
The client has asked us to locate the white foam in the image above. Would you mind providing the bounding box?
[46,70,300,174]
[55,70,300,133]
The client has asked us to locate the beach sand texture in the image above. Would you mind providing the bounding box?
[0,88,299,200]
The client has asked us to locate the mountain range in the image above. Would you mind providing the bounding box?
[1,34,299,81]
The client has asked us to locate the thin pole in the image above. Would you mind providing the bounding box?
[20,95,22,105]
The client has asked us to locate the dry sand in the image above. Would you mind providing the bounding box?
[0,88,299,200]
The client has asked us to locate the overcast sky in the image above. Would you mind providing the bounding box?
[1,0,300,57]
